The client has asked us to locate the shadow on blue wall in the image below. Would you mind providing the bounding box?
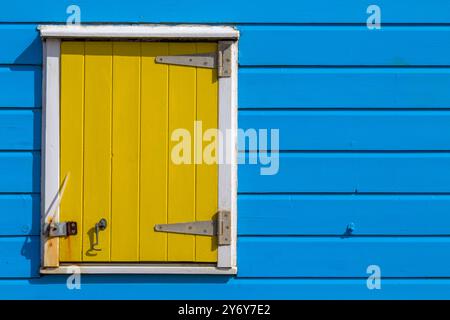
[30,274,232,284]
[14,34,42,66]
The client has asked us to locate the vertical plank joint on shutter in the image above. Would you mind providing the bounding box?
[82,41,113,262]
[60,41,85,262]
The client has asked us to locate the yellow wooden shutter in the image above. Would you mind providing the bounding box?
[59,41,218,263]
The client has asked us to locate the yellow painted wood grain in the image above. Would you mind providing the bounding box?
[195,43,218,262]
[167,43,197,261]
[60,41,85,262]
[59,41,219,263]
[140,42,169,261]
[111,42,141,261]
[82,42,113,261]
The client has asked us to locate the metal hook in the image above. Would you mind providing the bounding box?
[93,218,107,249]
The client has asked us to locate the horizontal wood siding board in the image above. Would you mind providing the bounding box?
[0,67,41,108]
[238,194,450,235]
[239,26,450,66]
[0,152,40,192]
[1,1,450,23]
[239,68,450,109]
[0,236,39,278]
[0,24,41,65]
[239,110,450,151]
[8,26,450,67]
[5,25,450,67]
[5,65,450,110]
[238,237,450,277]
[238,153,450,193]
[0,110,41,150]
[0,195,39,236]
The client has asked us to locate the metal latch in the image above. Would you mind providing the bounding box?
[44,221,78,238]
[155,41,232,77]
[154,210,231,245]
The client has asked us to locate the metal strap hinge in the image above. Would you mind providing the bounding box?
[154,210,231,245]
[44,221,78,238]
[155,41,232,77]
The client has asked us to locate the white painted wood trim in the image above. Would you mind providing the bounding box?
[41,38,61,267]
[230,41,238,269]
[40,38,47,267]
[41,265,237,275]
[38,25,239,39]
[217,41,238,269]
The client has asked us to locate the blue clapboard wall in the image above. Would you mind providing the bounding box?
[2,1,450,299]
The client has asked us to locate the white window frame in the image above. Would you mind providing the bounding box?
[39,25,238,275]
